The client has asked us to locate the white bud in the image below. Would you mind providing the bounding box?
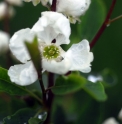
[118,108,122,120]
[0,2,15,20]
[50,0,91,23]
[6,0,23,6]
[102,117,119,124]
[0,31,10,55]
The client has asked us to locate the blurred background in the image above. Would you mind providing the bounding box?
[0,0,122,123]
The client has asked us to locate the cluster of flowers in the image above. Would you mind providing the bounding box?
[8,0,93,86]
[0,0,23,55]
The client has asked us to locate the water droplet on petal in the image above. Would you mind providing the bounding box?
[81,7,85,11]
[38,115,42,119]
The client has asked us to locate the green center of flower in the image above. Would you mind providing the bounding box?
[43,45,60,60]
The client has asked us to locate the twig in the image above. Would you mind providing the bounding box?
[90,0,117,49]
[51,0,57,11]
[44,72,54,124]
[44,1,57,123]
[107,15,122,25]
[4,1,12,68]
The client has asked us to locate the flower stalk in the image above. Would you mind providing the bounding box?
[4,0,12,68]
[90,0,117,49]
[107,15,122,25]
[51,0,57,11]
[44,1,57,123]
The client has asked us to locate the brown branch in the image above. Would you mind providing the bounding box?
[44,73,54,124]
[44,1,57,123]
[90,0,117,49]
[51,0,57,11]
[4,1,12,68]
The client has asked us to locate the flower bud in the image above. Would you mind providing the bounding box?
[0,31,10,55]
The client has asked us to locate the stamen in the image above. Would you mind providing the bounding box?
[42,44,61,61]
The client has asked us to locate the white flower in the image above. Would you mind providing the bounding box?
[8,11,93,86]
[8,61,38,86]
[23,0,49,6]
[50,0,91,23]
[102,117,119,124]
[0,2,15,20]
[6,0,23,6]
[0,30,10,54]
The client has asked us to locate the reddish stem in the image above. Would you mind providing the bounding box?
[4,1,12,68]
[44,73,54,124]
[44,1,57,123]
[90,0,117,49]
[51,0,57,11]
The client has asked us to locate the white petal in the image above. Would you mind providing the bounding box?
[42,57,71,74]
[32,11,71,45]
[55,33,70,46]
[118,108,122,120]
[9,28,36,63]
[56,0,91,17]
[8,61,38,86]
[0,30,10,54]
[23,0,49,6]
[32,0,40,6]
[66,39,93,73]
[23,0,31,2]
[0,2,15,20]
[102,117,119,124]
[6,0,23,6]
[34,26,57,45]
[40,0,49,6]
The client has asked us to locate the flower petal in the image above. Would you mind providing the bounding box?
[32,11,71,45]
[56,0,91,17]
[9,28,36,63]
[8,61,38,86]
[66,39,93,73]
[102,117,119,124]
[32,0,40,6]
[6,0,23,6]
[42,57,71,74]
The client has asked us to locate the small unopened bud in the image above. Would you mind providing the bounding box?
[0,31,10,55]
[118,108,122,121]
[102,117,119,124]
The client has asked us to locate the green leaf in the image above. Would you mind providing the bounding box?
[101,69,117,87]
[0,93,27,120]
[83,81,107,101]
[28,118,43,124]
[0,67,27,95]
[3,108,36,124]
[51,74,86,95]
[77,0,106,41]
[25,36,42,72]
